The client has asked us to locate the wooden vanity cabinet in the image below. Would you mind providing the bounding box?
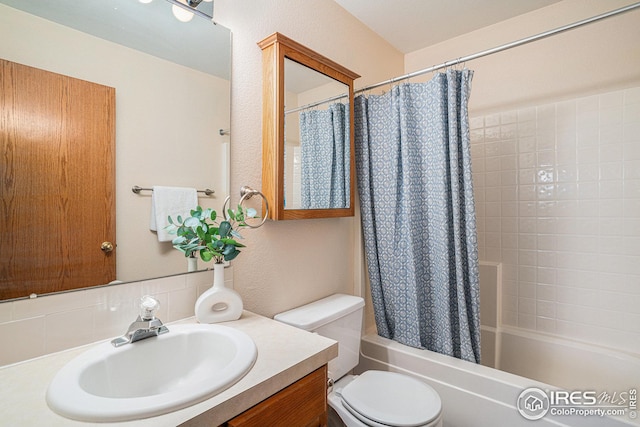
[224,365,328,427]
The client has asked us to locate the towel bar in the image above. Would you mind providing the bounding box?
[131,185,215,196]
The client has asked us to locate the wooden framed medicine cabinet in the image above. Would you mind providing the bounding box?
[258,32,360,220]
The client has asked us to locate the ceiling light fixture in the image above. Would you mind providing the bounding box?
[166,0,213,22]
[171,3,194,22]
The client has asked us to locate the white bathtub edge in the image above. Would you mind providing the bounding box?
[357,333,638,427]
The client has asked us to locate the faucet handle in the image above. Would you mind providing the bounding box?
[140,295,160,320]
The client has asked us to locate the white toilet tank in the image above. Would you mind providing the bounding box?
[274,294,364,382]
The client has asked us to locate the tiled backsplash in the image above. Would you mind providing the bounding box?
[0,267,232,366]
[471,86,640,355]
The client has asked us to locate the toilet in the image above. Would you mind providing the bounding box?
[274,294,443,427]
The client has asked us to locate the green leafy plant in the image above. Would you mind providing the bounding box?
[167,205,255,264]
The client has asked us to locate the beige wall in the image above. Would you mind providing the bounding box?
[214,0,403,317]
[405,0,640,115]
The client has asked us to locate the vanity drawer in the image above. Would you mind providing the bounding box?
[224,365,328,427]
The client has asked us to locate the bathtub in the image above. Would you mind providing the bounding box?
[482,325,640,393]
[356,333,638,427]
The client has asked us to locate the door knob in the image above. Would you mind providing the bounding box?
[101,241,114,253]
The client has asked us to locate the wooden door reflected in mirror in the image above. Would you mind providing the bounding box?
[0,60,115,300]
[259,33,359,220]
[0,0,231,300]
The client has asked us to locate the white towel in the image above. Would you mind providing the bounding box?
[149,186,198,242]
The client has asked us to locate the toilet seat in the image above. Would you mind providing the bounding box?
[339,371,442,427]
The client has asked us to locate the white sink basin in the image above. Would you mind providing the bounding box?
[46,324,257,422]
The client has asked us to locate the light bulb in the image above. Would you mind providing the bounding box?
[172,4,194,22]
[138,0,153,3]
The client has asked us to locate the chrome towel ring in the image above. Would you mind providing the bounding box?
[223,186,269,228]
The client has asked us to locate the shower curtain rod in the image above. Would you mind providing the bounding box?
[355,1,640,94]
[285,92,347,115]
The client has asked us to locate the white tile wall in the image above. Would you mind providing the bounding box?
[293,146,302,208]
[0,267,232,366]
[471,87,640,355]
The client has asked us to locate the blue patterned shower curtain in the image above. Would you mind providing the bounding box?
[354,70,481,363]
[300,103,349,209]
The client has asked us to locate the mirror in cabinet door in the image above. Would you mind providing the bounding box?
[258,32,360,220]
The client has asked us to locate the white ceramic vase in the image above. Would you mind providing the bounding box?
[187,256,198,272]
[194,263,243,323]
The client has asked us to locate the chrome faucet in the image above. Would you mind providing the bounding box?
[111,295,169,347]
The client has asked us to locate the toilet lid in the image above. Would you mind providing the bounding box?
[340,371,441,427]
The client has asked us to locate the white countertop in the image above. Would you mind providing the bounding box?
[0,311,338,427]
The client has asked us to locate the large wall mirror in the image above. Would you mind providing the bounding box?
[259,33,359,220]
[0,0,231,300]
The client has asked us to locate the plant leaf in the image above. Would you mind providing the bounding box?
[184,217,200,228]
[224,249,240,261]
[200,250,213,262]
[235,205,245,222]
[196,227,206,240]
[172,236,185,244]
[221,238,246,248]
[219,221,232,238]
[226,208,236,221]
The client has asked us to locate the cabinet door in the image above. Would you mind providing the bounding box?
[225,365,327,427]
[258,33,359,221]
